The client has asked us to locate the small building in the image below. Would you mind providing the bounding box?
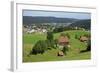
[42,29,47,33]
[79,36,88,42]
[58,36,69,46]
[27,29,36,34]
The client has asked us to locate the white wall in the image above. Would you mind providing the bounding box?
[0,0,100,73]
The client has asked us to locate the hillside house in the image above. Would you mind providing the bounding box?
[79,36,88,42]
[58,35,69,46]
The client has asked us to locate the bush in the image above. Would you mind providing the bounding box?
[31,40,47,55]
[30,39,57,55]
[45,40,56,49]
[80,39,91,53]
[47,31,54,41]
[53,27,63,33]
[54,39,58,48]
[53,27,75,33]
[62,46,68,55]
[30,31,57,55]
[86,39,91,51]
[75,34,78,39]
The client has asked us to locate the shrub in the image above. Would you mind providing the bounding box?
[75,34,78,39]
[45,40,55,49]
[62,46,68,55]
[47,31,54,41]
[53,27,63,33]
[30,39,56,55]
[31,40,47,55]
[54,39,58,48]
[86,39,91,51]
[80,39,91,53]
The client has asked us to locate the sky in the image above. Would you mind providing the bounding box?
[23,10,91,19]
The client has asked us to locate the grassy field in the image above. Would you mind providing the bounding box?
[23,30,91,62]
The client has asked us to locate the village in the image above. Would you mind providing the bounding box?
[23,24,48,34]
[23,23,87,34]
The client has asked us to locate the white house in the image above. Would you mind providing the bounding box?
[27,29,35,34]
[42,29,47,33]
[27,28,47,34]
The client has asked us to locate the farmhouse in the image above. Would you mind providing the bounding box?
[79,36,88,42]
[58,35,69,46]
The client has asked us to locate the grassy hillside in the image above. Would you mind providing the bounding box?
[23,30,91,62]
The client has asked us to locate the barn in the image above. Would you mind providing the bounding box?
[58,35,69,46]
[79,36,88,42]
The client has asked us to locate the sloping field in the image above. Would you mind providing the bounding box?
[23,30,91,62]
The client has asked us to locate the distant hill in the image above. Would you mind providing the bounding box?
[69,19,91,30]
[23,16,78,25]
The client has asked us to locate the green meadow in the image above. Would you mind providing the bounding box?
[23,30,91,62]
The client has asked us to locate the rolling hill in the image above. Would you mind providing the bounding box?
[69,19,91,30]
[23,16,78,25]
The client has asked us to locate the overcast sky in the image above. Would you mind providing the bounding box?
[23,10,91,19]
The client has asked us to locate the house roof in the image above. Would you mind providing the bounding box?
[80,36,88,41]
[58,36,69,43]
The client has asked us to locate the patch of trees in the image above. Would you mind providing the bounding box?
[53,26,87,33]
[69,19,91,30]
[47,31,53,41]
[57,43,69,56]
[80,39,91,53]
[29,31,57,55]
[53,27,74,33]
[62,46,69,55]
[86,39,91,51]
[30,40,56,55]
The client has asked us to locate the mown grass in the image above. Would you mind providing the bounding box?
[23,30,91,62]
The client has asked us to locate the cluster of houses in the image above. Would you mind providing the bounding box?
[23,25,47,34]
[27,28,47,34]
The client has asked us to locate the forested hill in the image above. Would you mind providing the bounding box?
[23,16,78,24]
[69,19,91,30]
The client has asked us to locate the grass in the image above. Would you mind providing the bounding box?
[23,33,46,44]
[23,30,91,62]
